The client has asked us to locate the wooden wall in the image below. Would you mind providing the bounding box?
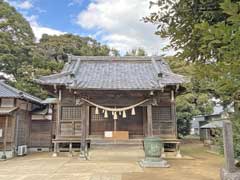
[30,120,51,148]
[0,116,15,150]
[16,110,31,146]
[56,89,177,139]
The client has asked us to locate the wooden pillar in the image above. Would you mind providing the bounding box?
[52,142,58,157]
[80,103,87,159]
[52,89,61,157]
[114,119,117,131]
[85,106,90,138]
[143,107,147,136]
[56,89,61,139]
[11,116,16,153]
[2,116,8,159]
[69,142,73,157]
[147,105,153,136]
[171,90,177,137]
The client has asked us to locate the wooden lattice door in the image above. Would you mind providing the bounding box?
[60,106,82,136]
[90,107,114,135]
[152,106,175,137]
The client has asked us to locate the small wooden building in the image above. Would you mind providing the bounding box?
[36,56,186,156]
[0,80,42,159]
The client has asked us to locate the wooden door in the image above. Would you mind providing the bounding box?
[30,120,51,148]
[90,107,114,135]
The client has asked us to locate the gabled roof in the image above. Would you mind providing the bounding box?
[36,55,187,90]
[0,81,42,104]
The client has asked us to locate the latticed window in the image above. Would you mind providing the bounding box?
[61,106,81,120]
[60,106,82,136]
[152,106,174,136]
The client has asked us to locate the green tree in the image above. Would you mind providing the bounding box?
[166,57,213,136]
[0,0,34,77]
[125,48,147,56]
[0,1,117,98]
[145,0,240,105]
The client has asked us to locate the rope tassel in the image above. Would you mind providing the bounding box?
[122,110,126,118]
[104,110,108,118]
[113,112,118,120]
[95,107,99,115]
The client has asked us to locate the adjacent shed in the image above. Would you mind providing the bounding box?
[0,81,42,159]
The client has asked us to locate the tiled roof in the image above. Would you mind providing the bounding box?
[0,81,42,103]
[36,55,187,90]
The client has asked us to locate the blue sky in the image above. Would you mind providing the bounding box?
[6,0,171,55]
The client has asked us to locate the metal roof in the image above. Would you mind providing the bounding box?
[36,55,187,90]
[42,98,58,104]
[0,81,42,104]
[201,121,223,129]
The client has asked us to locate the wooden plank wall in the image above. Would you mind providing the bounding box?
[152,91,176,138]
[0,116,14,150]
[58,89,177,139]
[30,120,51,148]
[60,106,82,137]
[17,110,30,146]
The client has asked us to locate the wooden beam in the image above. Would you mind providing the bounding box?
[85,106,90,138]
[56,90,62,139]
[171,90,177,137]
[147,105,153,136]
[2,116,8,159]
[80,103,87,155]
[114,119,117,131]
[142,107,147,136]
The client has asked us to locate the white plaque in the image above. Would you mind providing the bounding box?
[104,131,112,138]
[0,129,2,138]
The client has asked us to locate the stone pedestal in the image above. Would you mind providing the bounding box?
[52,152,58,157]
[220,168,240,180]
[139,158,169,168]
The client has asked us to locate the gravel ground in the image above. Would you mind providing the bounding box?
[0,143,223,180]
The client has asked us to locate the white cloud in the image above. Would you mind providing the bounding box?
[6,0,33,10]
[76,0,172,55]
[5,0,65,41]
[18,1,32,9]
[26,15,66,41]
[68,0,84,7]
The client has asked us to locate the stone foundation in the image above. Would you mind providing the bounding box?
[28,147,50,153]
[0,151,14,160]
[139,158,170,168]
[220,168,240,180]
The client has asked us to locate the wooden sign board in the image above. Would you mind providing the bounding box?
[104,131,129,140]
[104,131,113,138]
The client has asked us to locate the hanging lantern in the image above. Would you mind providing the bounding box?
[113,112,118,120]
[122,110,126,118]
[102,109,105,113]
[104,110,108,118]
[95,107,99,115]
[131,107,135,115]
[112,111,114,116]
[119,111,122,115]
